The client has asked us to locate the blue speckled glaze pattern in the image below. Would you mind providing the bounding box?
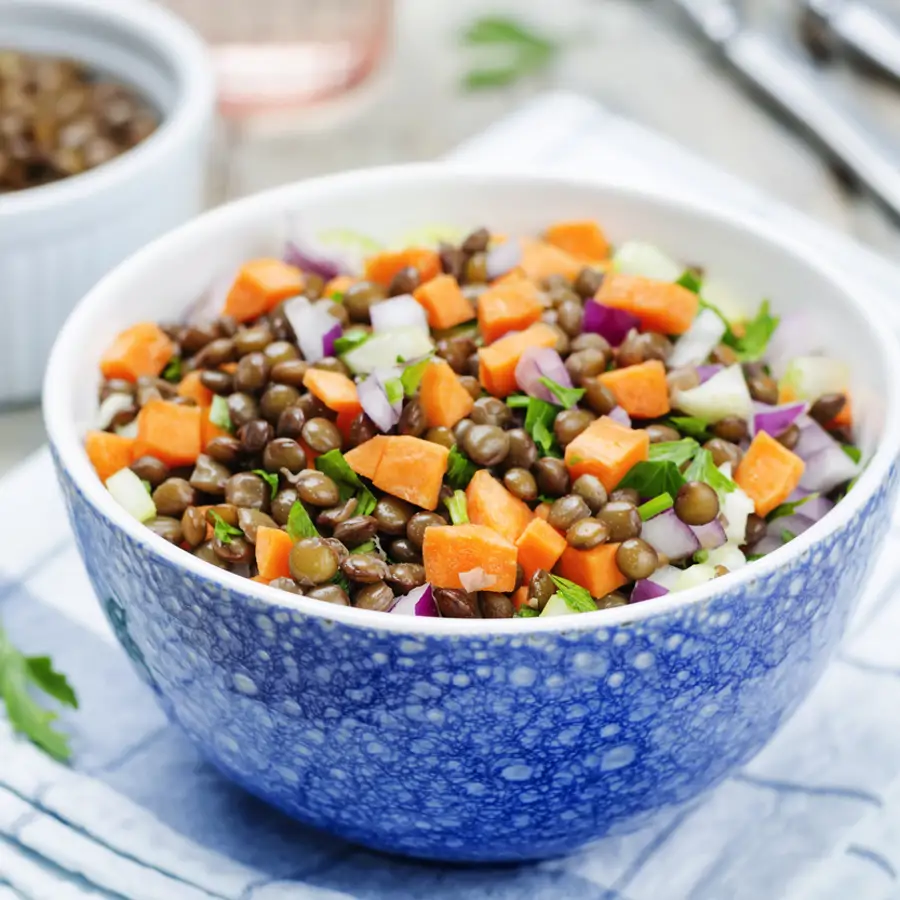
[53,446,900,863]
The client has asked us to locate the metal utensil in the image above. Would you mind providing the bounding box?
[802,0,900,83]
[672,0,900,220]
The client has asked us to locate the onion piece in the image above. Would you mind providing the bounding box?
[459,568,497,592]
[115,419,139,439]
[613,241,682,281]
[515,347,572,402]
[607,406,632,427]
[322,322,343,358]
[691,518,727,550]
[486,238,522,280]
[699,277,748,325]
[675,563,717,591]
[766,514,813,542]
[373,367,404,414]
[283,240,342,281]
[96,393,135,430]
[801,444,859,494]
[672,364,753,422]
[391,583,438,616]
[357,376,400,433]
[583,300,640,347]
[370,294,429,334]
[668,309,726,369]
[705,543,747,572]
[765,313,831,379]
[648,565,683,590]
[631,579,669,603]
[283,297,342,363]
[106,468,156,523]
[793,415,835,460]
[753,535,783,556]
[780,356,849,402]
[753,402,807,439]
[695,364,723,384]
[721,482,755,544]
[796,494,834,522]
[343,326,434,374]
[640,509,700,560]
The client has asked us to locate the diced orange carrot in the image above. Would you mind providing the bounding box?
[516,517,567,582]
[323,274,357,297]
[413,274,475,330]
[99,322,174,382]
[344,436,390,480]
[303,368,362,418]
[200,407,231,449]
[466,469,533,545]
[534,502,551,522]
[734,431,805,517]
[478,323,559,397]
[222,259,304,323]
[177,371,213,407]
[134,400,202,468]
[512,586,531,612]
[477,277,543,344]
[251,575,270,584]
[557,543,628,599]
[519,237,582,282]
[85,431,136,483]
[565,416,650,492]
[371,436,450,510]
[255,527,294,581]
[598,360,670,419]
[423,524,518,592]
[419,359,475,429]
[545,220,610,261]
[364,248,441,288]
[596,273,699,335]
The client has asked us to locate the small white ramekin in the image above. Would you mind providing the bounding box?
[0,0,216,406]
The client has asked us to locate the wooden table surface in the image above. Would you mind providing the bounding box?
[4,0,900,474]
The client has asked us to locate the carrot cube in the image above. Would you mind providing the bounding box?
[557,543,628,599]
[223,259,304,323]
[516,517,568,582]
[344,436,390,481]
[364,248,441,288]
[545,220,610,261]
[419,359,474,429]
[99,322,174,382]
[423,524,518,592]
[466,469,533,545]
[735,431,805,517]
[565,416,650,492]
[478,323,559,398]
[177,370,213,407]
[413,275,475,330]
[596,273,699,335]
[255,527,294,581]
[598,360,670,419]
[303,367,362,418]
[371,436,450,510]
[85,431,136,483]
[134,400,202,468]
[477,275,544,344]
[518,237,582,282]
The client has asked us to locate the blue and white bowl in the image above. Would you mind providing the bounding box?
[43,167,900,862]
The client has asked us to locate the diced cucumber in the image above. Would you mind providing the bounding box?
[106,468,156,523]
[675,563,717,591]
[613,241,682,282]
[780,356,849,401]
[672,364,753,422]
[343,326,435,374]
[540,594,580,617]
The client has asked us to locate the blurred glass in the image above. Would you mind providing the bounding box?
[160,0,394,119]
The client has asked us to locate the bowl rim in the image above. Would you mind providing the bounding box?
[43,163,900,636]
[0,0,215,220]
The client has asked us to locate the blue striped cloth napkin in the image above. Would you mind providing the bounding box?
[4,92,900,900]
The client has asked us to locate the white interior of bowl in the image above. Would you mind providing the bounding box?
[43,165,900,633]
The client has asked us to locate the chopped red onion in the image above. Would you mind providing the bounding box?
[322,322,343,358]
[370,294,429,334]
[796,495,834,521]
[640,509,700,560]
[357,375,399,433]
[515,347,572,402]
[668,309,726,369]
[794,415,836,460]
[459,568,497,592]
[607,406,632,427]
[283,297,341,363]
[485,238,523,280]
[391,583,438,616]
[801,444,859,494]
[753,535,783,556]
[696,364,723,384]
[690,518,727,550]
[752,402,807,439]
[283,240,343,281]
[764,312,829,379]
[583,300,640,346]
[631,579,669,604]
[766,514,813,542]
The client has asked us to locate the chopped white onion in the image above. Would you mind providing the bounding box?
[343,327,434,374]
[106,468,156,523]
[648,564,684,590]
[668,308,726,369]
[673,364,753,423]
[801,445,859,494]
[486,238,523,280]
[283,297,340,363]
[459,568,497,592]
[705,543,747,572]
[721,482,755,544]
[780,356,849,402]
[675,563,718,591]
[357,375,399,433]
[699,277,748,325]
[96,393,134,430]
[767,514,813,543]
[370,294,429,334]
[613,241,682,281]
[391,583,438,616]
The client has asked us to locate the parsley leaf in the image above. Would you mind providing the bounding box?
[286,501,319,541]
[721,300,779,362]
[675,269,703,293]
[781,529,795,543]
[618,460,685,499]
[253,469,279,500]
[316,449,377,516]
[461,16,559,91]
[384,378,404,407]
[0,628,78,761]
[538,377,585,410]
[506,393,531,409]
[329,291,345,303]
[444,490,469,525]
[549,574,597,612]
[668,416,711,440]
[768,492,818,522]
[842,444,862,464]
[400,356,432,397]
[683,449,736,500]
[209,395,233,433]
[649,438,699,466]
[524,397,561,457]
[351,540,376,555]
[162,356,182,382]
[211,511,243,544]
[446,445,478,490]
[638,493,674,521]
[332,571,351,592]
[333,328,370,356]
[516,607,540,618]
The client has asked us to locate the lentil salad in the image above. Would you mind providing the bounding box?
[86,220,861,618]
